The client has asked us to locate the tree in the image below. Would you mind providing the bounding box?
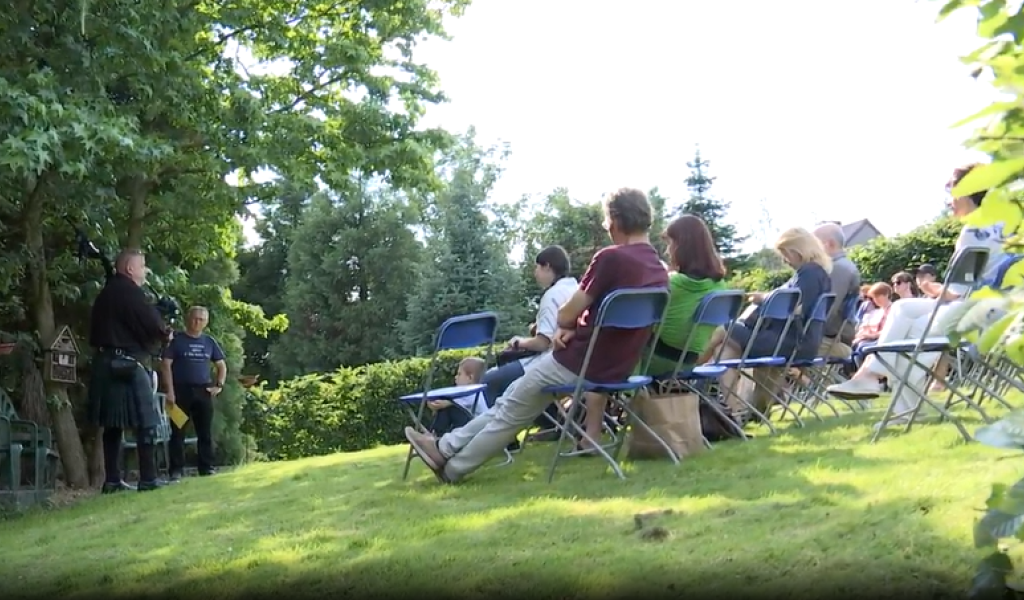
[400,131,528,354]
[678,147,748,271]
[0,0,465,486]
[272,184,423,377]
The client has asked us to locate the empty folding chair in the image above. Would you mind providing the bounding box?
[712,288,803,435]
[653,290,749,445]
[399,312,499,480]
[541,287,671,482]
[862,247,990,443]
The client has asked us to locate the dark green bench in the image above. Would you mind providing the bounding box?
[0,389,59,509]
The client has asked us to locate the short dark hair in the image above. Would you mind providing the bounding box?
[604,188,652,235]
[916,264,939,278]
[535,245,571,279]
[948,163,988,206]
[662,214,726,281]
[891,271,914,285]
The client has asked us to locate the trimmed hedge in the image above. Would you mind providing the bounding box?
[252,217,964,460]
[250,348,478,460]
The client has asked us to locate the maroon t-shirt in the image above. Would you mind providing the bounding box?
[553,243,668,383]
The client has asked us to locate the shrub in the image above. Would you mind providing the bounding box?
[250,348,479,460]
[847,216,961,284]
[727,267,793,293]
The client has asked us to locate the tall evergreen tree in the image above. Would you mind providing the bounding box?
[679,147,748,271]
[400,131,528,354]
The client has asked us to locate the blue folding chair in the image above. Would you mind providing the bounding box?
[541,287,671,482]
[806,293,867,412]
[712,288,802,435]
[399,312,499,480]
[652,290,748,445]
[863,247,989,442]
[774,293,836,424]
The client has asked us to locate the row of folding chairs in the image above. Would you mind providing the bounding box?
[399,247,1024,484]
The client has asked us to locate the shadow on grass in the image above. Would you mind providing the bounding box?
[13,496,973,600]
[0,410,1004,600]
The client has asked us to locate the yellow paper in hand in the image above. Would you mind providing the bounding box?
[168,403,189,429]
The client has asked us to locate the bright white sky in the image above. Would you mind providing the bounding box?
[242,0,997,252]
[410,0,996,250]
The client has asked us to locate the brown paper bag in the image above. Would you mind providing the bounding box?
[628,384,705,460]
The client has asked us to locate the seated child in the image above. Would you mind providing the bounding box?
[428,356,488,436]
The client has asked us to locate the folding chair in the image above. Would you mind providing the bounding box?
[802,294,866,413]
[864,247,990,443]
[775,293,837,423]
[653,290,749,445]
[944,253,1024,410]
[399,312,499,480]
[713,288,803,435]
[541,287,671,482]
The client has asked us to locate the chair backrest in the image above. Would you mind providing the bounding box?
[842,293,862,324]
[434,312,500,352]
[806,293,836,325]
[985,253,1024,289]
[594,288,672,330]
[692,290,746,328]
[906,246,991,353]
[574,287,671,389]
[669,289,745,375]
[740,287,802,360]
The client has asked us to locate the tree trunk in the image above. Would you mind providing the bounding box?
[15,345,51,427]
[21,173,89,488]
[121,175,150,250]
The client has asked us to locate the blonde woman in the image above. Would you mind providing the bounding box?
[698,228,832,408]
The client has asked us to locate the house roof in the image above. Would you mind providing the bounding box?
[839,219,881,243]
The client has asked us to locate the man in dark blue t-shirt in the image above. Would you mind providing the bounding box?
[160,306,227,480]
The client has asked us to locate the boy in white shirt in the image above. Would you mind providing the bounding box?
[428,357,488,436]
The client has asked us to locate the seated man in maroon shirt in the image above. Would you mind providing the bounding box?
[405,187,669,484]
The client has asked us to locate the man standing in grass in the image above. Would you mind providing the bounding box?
[405,187,669,484]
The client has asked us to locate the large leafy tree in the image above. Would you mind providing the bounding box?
[0,0,465,486]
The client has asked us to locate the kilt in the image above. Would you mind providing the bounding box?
[87,351,161,430]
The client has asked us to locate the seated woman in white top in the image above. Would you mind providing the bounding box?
[827,164,1006,424]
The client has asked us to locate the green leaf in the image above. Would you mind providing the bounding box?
[939,0,979,21]
[951,101,1019,129]
[976,510,1024,548]
[987,478,1024,514]
[976,410,1024,450]
[969,551,1014,600]
[951,158,1024,198]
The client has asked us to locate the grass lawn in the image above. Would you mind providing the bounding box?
[0,406,1019,600]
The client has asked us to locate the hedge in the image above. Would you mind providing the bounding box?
[249,348,479,460]
[251,217,964,460]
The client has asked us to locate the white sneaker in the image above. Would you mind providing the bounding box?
[827,378,883,399]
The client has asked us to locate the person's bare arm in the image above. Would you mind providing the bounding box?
[557,290,594,329]
[161,358,175,403]
[214,359,227,387]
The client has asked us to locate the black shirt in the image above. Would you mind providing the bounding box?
[89,274,167,353]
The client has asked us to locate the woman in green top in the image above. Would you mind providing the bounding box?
[578,214,727,451]
[644,213,729,376]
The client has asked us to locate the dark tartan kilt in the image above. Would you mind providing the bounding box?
[88,353,161,430]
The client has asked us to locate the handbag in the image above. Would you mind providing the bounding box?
[109,355,140,382]
[628,381,705,460]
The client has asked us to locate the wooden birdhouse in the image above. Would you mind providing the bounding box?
[43,325,80,385]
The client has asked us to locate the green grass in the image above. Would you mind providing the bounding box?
[0,408,1019,599]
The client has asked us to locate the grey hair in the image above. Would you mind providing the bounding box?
[814,222,846,250]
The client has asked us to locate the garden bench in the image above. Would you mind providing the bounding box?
[0,388,59,509]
